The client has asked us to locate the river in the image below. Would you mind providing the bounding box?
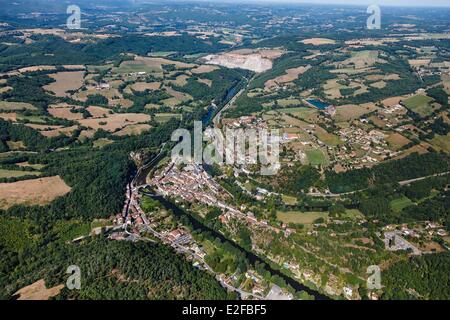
[132,76,330,300]
[147,193,330,300]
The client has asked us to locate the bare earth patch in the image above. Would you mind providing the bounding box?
[0,176,71,209]
[131,82,161,92]
[0,112,17,121]
[78,113,150,132]
[202,49,284,73]
[44,71,85,97]
[301,38,336,45]
[48,105,84,120]
[265,65,311,90]
[13,279,64,300]
[18,65,56,73]
[191,65,219,74]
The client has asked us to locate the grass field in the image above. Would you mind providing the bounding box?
[0,169,41,178]
[333,103,378,122]
[390,196,414,212]
[114,60,157,74]
[305,149,329,166]
[0,176,71,209]
[386,133,411,151]
[93,138,113,148]
[403,95,436,117]
[0,101,36,111]
[277,98,302,107]
[314,126,342,146]
[277,107,318,121]
[277,211,329,224]
[429,133,450,152]
[281,194,298,205]
[341,209,365,219]
[154,113,182,123]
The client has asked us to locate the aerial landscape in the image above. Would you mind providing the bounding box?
[0,0,449,304]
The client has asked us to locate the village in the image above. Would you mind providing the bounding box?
[106,160,295,300]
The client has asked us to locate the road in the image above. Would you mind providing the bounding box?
[213,75,252,127]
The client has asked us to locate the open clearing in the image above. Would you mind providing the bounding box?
[48,104,84,120]
[265,65,310,90]
[403,94,437,117]
[390,196,414,212]
[78,113,150,132]
[277,107,318,121]
[301,38,336,45]
[314,126,342,146]
[0,176,71,209]
[0,101,36,111]
[305,149,329,166]
[386,133,411,150]
[44,71,85,97]
[281,194,298,205]
[13,279,64,300]
[191,65,219,74]
[113,124,152,136]
[277,211,329,224]
[333,103,378,122]
[154,113,182,123]
[429,133,450,152]
[131,82,161,92]
[202,49,284,73]
[0,169,41,178]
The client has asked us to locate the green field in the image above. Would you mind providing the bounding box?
[277,211,329,224]
[149,51,177,57]
[281,194,298,205]
[305,149,329,166]
[114,61,157,74]
[0,101,36,111]
[341,209,364,219]
[0,169,41,178]
[87,64,113,72]
[390,196,414,212]
[93,138,113,149]
[430,133,450,152]
[403,95,436,117]
[154,113,182,123]
[278,107,317,120]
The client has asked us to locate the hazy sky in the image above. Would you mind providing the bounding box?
[218,0,450,7]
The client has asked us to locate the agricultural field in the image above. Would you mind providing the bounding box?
[305,148,329,166]
[277,211,329,224]
[390,196,414,212]
[0,101,36,111]
[333,103,378,122]
[13,280,64,300]
[386,133,412,151]
[44,71,85,97]
[0,169,41,178]
[0,176,71,209]
[403,95,438,117]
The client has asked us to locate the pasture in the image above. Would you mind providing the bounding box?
[0,176,71,209]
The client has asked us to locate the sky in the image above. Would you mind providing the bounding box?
[206,0,450,7]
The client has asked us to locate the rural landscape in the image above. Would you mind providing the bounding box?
[0,0,449,303]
